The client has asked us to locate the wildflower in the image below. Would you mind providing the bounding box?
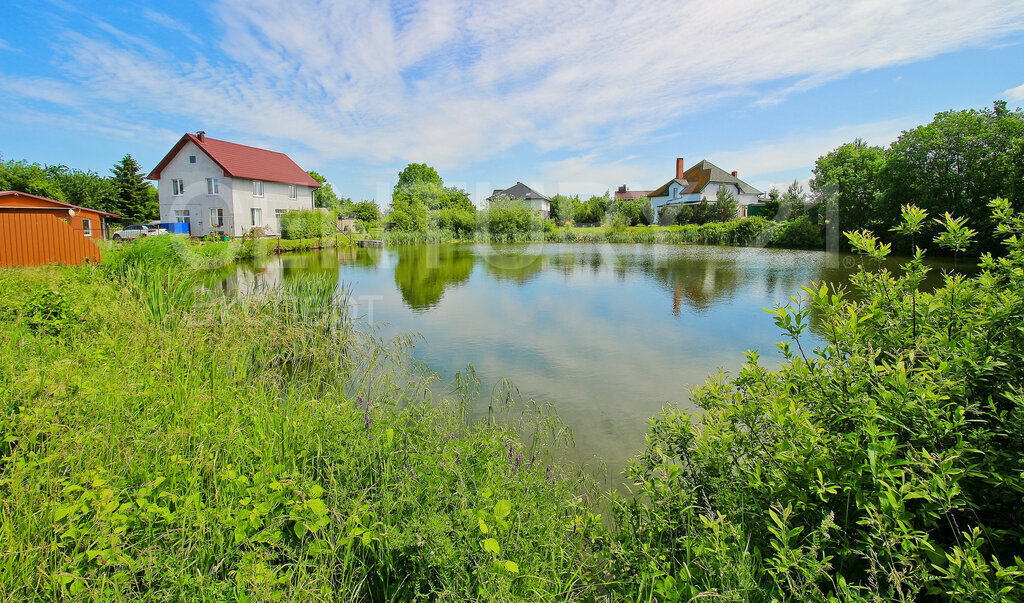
[508,444,514,464]
[513,454,522,472]
[530,454,536,465]
[455,453,461,466]
[545,465,552,481]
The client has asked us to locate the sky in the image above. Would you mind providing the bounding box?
[2,0,1024,206]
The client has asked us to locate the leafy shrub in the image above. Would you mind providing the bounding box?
[279,209,335,240]
[434,207,477,237]
[479,197,539,241]
[768,215,824,248]
[612,200,1024,601]
[21,289,76,337]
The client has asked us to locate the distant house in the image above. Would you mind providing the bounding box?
[615,185,653,201]
[487,182,551,220]
[0,191,120,267]
[648,158,762,219]
[147,131,321,237]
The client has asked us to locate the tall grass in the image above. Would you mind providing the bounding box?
[0,261,600,600]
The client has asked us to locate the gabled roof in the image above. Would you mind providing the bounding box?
[487,182,551,202]
[0,190,121,218]
[615,189,653,200]
[147,133,321,188]
[650,160,762,198]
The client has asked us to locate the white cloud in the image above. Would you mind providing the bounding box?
[141,9,203,46]
[709,117,915,179]
[1004,83,1024,100]
[6,0,1024,171]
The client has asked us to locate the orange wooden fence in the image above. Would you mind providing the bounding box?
[0,212,102,267]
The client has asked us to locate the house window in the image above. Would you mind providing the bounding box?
[275,209,286,223]
[252,180,264,197]
[172,179,184,196]
[210,208,224,228]
[82,218,92,238]
[174,209,190,224]
[189,155,196,163]
[289,185,296,199]
[251,208,262,226]
[207,178,219,195]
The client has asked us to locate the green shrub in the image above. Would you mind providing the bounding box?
[769,215,824,248]
[612,200,1024,601]
[434,207,477,238]
[479,197,538,241]
[279,209,335,240]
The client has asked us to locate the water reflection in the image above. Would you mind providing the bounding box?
[393,245,476,310]
[220,243,971,484]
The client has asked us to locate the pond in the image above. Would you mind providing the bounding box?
[216,242,967,484]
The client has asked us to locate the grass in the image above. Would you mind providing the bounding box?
[0,258,602,600]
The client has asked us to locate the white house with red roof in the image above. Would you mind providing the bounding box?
[147,132,321,237]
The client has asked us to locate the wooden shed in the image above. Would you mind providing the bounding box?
[0,191,120,268]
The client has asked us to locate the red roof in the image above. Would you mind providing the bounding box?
[0,190,121,218]
[147,133,321,188]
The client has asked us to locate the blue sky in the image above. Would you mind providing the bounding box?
[2,0,1024,206]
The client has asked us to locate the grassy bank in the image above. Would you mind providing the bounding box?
[0,255,600,599]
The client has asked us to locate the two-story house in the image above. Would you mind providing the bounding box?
[648,158,762,220]
[147,131,321,237]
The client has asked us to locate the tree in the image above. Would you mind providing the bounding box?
[762,187,782,220]
[351,201,381,223]
[548,194,574,224]
[714,186,738,221]
[878,101,1024,252]
[781,179,807,219]
[388,194,428,231]
[811,139,886,235]
[394,163,442,196]
[110,154,157,221]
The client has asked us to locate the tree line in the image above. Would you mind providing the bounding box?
[811,100,1024,254]
[0,155,157,222]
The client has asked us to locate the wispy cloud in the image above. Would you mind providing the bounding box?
[5,0,1024,172]
[1004,83,1024,100]
[141,9,203,46]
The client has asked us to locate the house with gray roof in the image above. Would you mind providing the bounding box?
[487,182,551,219]
[648,158,762,220]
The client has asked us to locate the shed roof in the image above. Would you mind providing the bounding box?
[147,133,321,188]
[0,190,121,218]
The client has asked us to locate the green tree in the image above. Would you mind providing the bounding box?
[548,194,574,224]
[762,187,782,220]
[879,101,1024,252]
[0,160,67,202]
[394,163,442,196]
[714,186,738,221]
[388,194,428,231]
[110,154,157,221]
[811,139,887,236]
[350,201,381,223]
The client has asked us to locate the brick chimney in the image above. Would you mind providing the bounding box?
[676,158,685,179]
[618,184,627,193]
[196,130,205,141]
[731,170,738,178]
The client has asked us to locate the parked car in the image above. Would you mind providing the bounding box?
[111,223,169,241]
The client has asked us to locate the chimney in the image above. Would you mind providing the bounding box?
[731,171,738,178]
[617,184,627,193]
[676,158,685,179]
[196,130,205,141]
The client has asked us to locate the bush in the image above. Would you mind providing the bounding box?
[435,207,477,238]
[279,209,335,239]
[480,197,539,241]
[612,200,1024,601]
[768,215,824,248]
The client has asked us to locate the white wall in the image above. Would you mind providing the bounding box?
[231,179,315,236]
[157,140,235,237]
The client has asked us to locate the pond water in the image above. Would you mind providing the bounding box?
[216,243,966,484]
